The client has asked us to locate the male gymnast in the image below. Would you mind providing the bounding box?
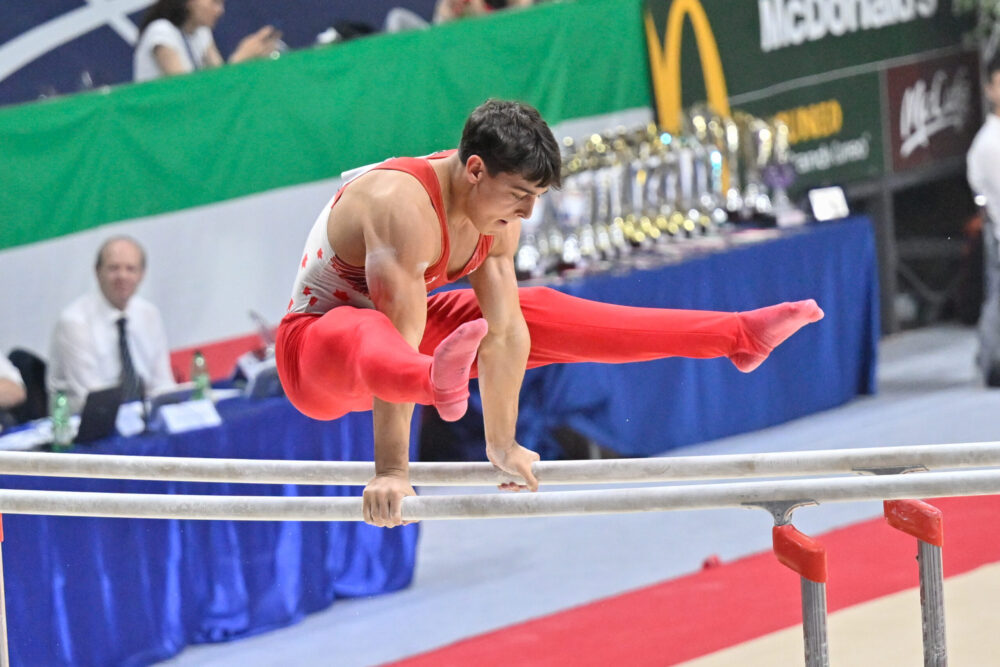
[276,99,823,527]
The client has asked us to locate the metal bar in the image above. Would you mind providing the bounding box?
[801,579,830,667]
[919,541,947,666]
[0,468,997,521]
[1,442,1000,486]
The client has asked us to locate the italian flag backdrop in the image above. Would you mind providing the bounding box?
[0,0,651,376]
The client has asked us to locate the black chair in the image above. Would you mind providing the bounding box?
[7,348,48,424]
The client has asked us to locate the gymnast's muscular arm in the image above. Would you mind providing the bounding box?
[468,220,540,492]
[347,176,441,527]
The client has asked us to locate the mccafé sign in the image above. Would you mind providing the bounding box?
[886,50,981,172]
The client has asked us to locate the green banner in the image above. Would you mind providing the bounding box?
[675,0,967,101]
[644,0,969,105]
[0,0,650,252]
[2,0,975,252]
[739,73,885,188]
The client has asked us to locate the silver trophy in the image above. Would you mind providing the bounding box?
[684,106,729,231]
[735,111,774,218]
[762,118,796,218]
[655,132,688,239]
[721,115,744,216]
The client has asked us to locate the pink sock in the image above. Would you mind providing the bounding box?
[730,300,824,373]
[430,318,488,421]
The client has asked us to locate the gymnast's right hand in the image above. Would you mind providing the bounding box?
[363,471,416,528]
[487,441,540,492]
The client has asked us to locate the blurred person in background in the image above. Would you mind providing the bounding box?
[434,0,534,23]
[133,0,282,82]
[48,237,175,413]
[0,355,26,429]
[967,54,1000,386]
[386,0,535,32]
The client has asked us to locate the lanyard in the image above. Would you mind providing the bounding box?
[181,32,201,70]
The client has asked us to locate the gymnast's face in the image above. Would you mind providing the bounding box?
[464,156,548,235]
[97,240,145,312]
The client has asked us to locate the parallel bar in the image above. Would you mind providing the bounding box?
[0,468,997,521]
[1,442,1000,486]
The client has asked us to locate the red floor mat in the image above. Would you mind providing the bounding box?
[386,495,1000,667]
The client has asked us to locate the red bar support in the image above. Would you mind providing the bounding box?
[772,524,828,583]
[883,499,943,547]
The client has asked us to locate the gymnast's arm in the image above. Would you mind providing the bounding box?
[361,193,439,527]
[468,221,540,492]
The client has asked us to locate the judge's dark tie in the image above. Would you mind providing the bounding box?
[116,317,143,401]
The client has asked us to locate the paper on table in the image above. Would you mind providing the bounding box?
[159,399,222,434]
[116,401,147,437]
[0,415,78,450]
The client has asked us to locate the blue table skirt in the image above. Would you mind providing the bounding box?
[468,218,880,458]
[1,398,419,667]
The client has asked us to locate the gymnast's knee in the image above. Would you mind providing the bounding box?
[518,285,563,307]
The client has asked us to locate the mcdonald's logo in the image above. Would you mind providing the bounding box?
[644,0,731,133]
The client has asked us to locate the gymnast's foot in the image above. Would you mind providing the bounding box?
[430,318,489,421]
[729,299,824,373]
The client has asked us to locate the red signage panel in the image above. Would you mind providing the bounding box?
[886,50,982,173]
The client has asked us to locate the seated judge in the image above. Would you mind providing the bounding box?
[48,236,175,413]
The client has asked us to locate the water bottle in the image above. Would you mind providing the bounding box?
[190,350,212,401]
[50,390,72,451]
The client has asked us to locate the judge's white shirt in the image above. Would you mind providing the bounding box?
[49,292,175,413]
[968,113,1000,239]
[133,19,214,82]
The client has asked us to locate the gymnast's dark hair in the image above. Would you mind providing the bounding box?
[139,0,190,33]
[459,99,562,188]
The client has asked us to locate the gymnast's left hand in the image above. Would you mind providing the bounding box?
[486,441,540,492]
[363,471,417,528]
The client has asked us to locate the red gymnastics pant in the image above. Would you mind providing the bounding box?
[275,286,764,422]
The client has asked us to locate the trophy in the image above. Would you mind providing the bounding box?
[614,129,657,250]
[589,133,631,259]
[632,126,665,246]
[559,169,599,270]
[762,118,800,224]
[675,135,708,237]
[721,115,744,216]
[684,106,729,231]
[655,132,687,239]
[735,111,774,218]
[515,232,543,279]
